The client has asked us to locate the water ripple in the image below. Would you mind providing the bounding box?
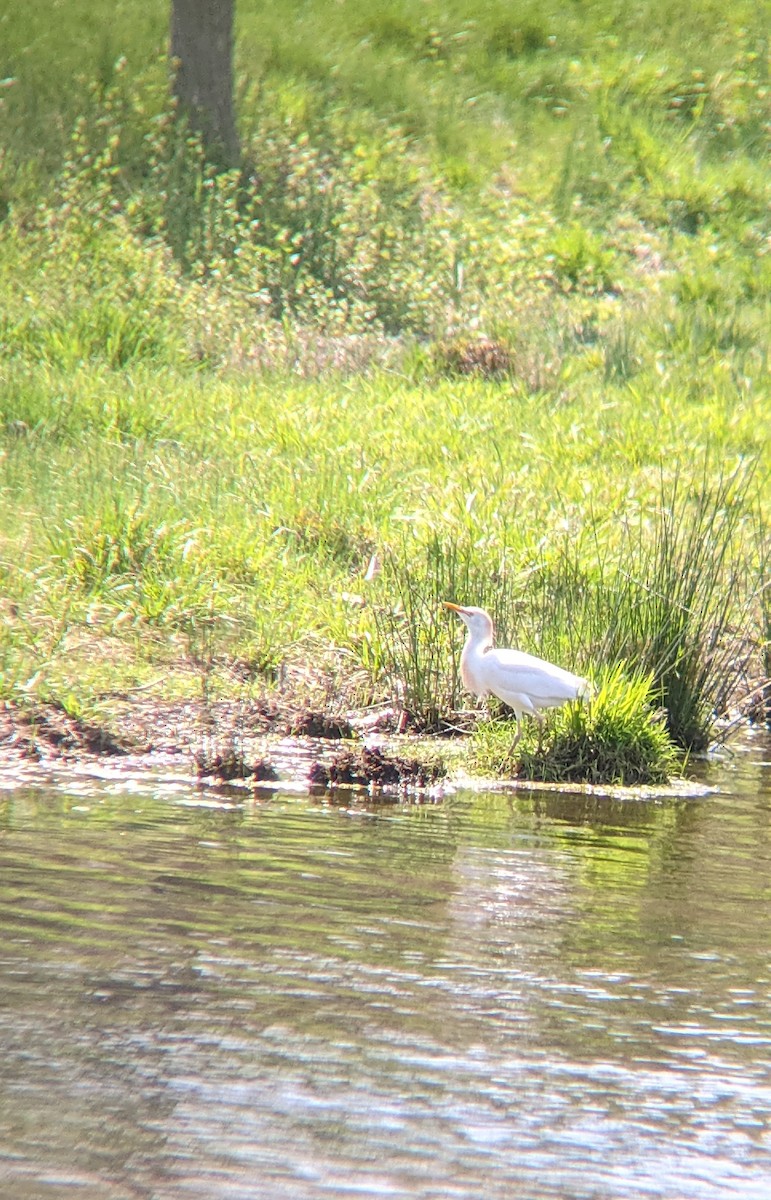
[1,736,770,1198]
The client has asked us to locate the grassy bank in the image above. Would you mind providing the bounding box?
[1,2,769,782]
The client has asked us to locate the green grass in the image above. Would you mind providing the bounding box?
[0,2,768,782]
[468,666,682,787]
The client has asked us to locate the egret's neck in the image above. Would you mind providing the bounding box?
[464,627,492,655]
[459,625,493,697]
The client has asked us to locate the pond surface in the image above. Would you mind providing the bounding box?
[1,735,770,1199]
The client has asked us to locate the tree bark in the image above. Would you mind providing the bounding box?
[170,0,239,167]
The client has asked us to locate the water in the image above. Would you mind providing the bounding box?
[1,735,770,1199]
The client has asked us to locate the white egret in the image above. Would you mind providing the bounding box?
[444,602,591,749]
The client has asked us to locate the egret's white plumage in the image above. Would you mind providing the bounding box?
[445,603,591,747]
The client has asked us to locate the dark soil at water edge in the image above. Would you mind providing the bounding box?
[0,697,450,792]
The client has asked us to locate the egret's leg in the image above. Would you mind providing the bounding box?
[509,720,522,753]
[534,712,545,753]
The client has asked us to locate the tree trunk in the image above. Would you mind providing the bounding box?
[170,0,239,167]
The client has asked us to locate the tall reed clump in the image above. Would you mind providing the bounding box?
[371,459,762,779]
[754,508,771,727]
[370,531,525,729]
[489,462,761,754]
[588,462,760,750]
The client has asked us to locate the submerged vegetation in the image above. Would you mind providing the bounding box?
[0,1,768,784]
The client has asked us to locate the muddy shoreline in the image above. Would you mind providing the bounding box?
[0,697,455,792]
[2,696,732,804]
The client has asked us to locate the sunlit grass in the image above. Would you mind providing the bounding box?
[0,0,768,783]
[1,367,767,770]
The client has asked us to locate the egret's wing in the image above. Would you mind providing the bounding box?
[484,648,588,707]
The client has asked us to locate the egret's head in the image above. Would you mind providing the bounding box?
[444,602,494,641]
